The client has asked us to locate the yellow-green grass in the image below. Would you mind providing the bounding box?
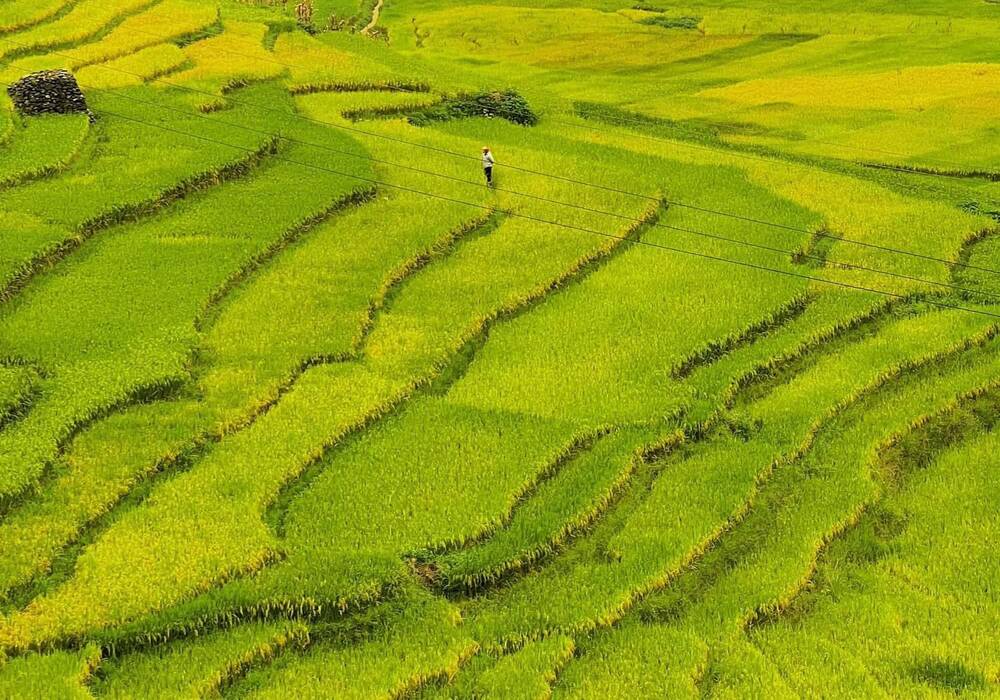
[744,96,1000,174]
[957,232,1000,304]
[0,184,385,641]
[0,86,276,263]
[197,190,477,428]
[463,304,994,647]
[50,158,657,646]
[0,0,75,35]
[0,191,479,600]
[56,0,217,70]
[0,114,90,189]
[275,30,404,86]
[550,110,994,288]
[476,634,576,699]
[425,425,655,592]
[0,646,99,699]
[701,63,1000,113]
[0,86,371,504]
[462,430,774,650]
[0,213,72,296]
[411,633,576,699]
[693,336,1000,637]
[294,90,443,124]
[170,20,286,91]
[698,636,797,699]
[75,43,190,90]
[232,590,476,699]
[93,621,308,698]
[443,165,816,424]
[281,397,581,582]
[361,211,635,380]
[0,363,38,425]
[398,5,751,73]
[751,390,1000,696]
[470,310,998,694]
[0,0,159,62]
[553,623,706,698]
[681,288,886,420]
[0,186,653,649]
[626,330,1000,694]
[0,0,999,692]
[298,0,375,29]
[3,0,213,80]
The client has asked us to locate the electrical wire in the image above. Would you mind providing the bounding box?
[3,32,998,281]
[22,74,999,304]
[8,83,1000,321]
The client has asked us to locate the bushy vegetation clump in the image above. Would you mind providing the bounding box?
[408,89,538,127]
[638,14,701,30]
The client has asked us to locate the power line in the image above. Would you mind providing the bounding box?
[85,109,1000,322]
[2,36,998,297]
[6,33,1000,289]
[5,31,996,281]
[9,84,1000,322]
[35,76,1000,304]
[122,25,997,176]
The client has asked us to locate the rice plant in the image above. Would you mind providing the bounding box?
[0,0,997,695]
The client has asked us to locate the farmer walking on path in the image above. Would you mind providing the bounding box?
[482,146,495,187]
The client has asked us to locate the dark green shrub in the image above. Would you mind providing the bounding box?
[409,89,538,126]
[639,14,701,29]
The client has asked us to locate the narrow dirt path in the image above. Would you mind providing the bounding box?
[360,0,384,34]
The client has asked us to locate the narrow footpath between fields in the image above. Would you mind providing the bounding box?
[361,0,384,34]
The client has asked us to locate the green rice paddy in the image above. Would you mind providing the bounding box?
[0,0,998,696]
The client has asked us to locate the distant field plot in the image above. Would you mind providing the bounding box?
[59,0,217,69]
[0,0,75,35]
[0,0,997,696]
[75,43,191,89]
[0,0,160,61]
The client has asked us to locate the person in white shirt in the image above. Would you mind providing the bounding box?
[482,146,495,187]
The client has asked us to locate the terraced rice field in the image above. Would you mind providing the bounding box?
[0,0,998,696]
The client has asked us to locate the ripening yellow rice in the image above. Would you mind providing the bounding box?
[408,4,753,72]
[0,0,74,34]
[0,0,155,61]
[700,62,1000,111]
[76,44,189,89]
[64,0,217,69]
[274,31,383,84]
[170,20,285,89]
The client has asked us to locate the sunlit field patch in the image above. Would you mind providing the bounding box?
[0,0,997,695]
